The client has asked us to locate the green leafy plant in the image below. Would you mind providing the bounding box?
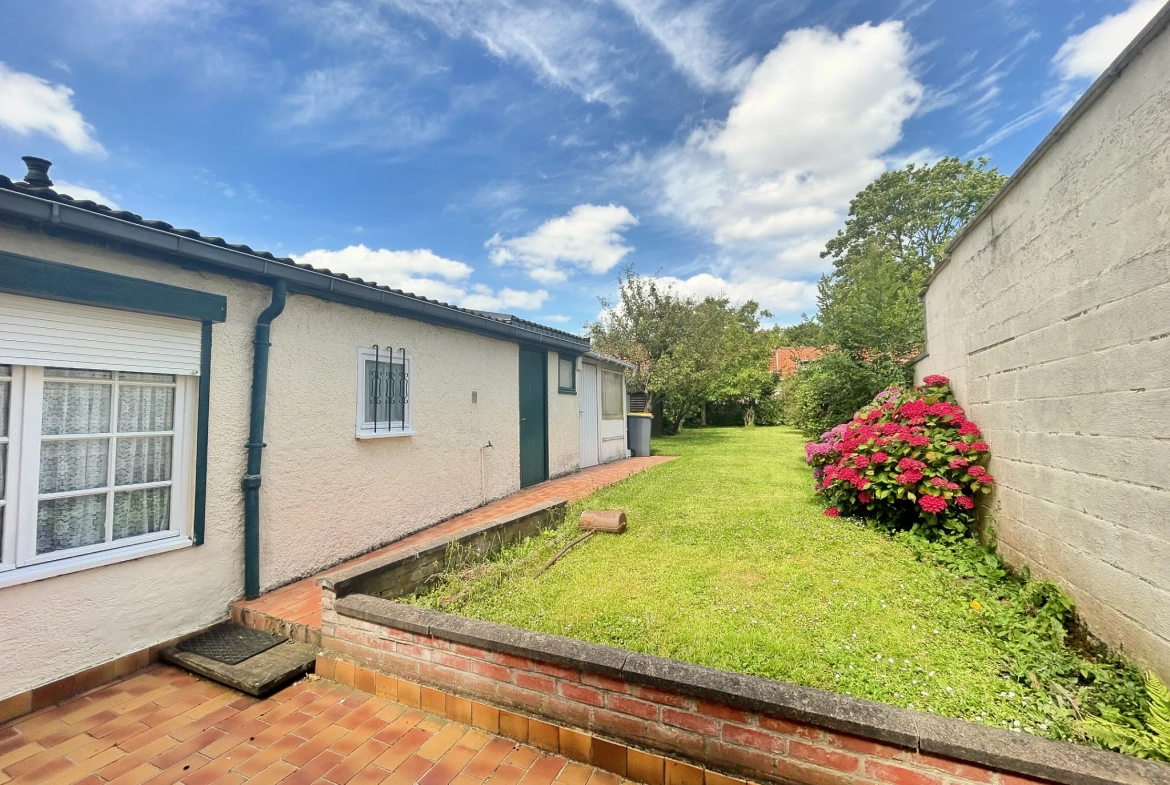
[1083,673,1170,761]
[899,530,1146,742]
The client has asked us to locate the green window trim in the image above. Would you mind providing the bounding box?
[0,251,227,323]
[0,251,221,547]
[557,353,577,394]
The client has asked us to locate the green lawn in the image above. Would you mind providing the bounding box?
[411,427,1066,737]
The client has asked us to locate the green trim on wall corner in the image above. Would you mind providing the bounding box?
[0,250,227,323]
[193,321,213,546]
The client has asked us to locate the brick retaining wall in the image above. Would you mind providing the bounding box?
[319,593,1169,785]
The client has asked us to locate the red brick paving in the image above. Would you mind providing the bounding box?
[0,667,636,785]
[232,458,674,640]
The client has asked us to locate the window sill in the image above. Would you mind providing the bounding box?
[0,535,193,589]
[558,388,577,395]
[355,430,416,440]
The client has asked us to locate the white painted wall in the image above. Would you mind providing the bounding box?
[260,294,522,587]
[916,25,1170,677]
[0,224,578,698]
[0,226,261,700]
[547,351,581,479]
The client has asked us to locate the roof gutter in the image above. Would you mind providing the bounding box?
[0,189,589,354]
[922,1,1170,295]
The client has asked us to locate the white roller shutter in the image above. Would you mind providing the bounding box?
[0,292,202,375]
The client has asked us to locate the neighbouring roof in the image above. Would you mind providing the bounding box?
[770,346,823,376]
[924,1,1170,292]
[0,164,589,353]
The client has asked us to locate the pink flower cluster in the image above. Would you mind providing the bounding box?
[803,374,994,532]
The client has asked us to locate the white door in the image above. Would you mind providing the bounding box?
[579,363,600,468]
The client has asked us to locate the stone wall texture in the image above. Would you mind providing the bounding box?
[915,19,1170,676]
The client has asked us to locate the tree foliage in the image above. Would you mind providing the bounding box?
[783,158,1006,436]
[822,156,1007,278]
[817,241,925,361]
[588,270,778,432]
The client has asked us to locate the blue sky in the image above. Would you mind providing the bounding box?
[0,0,1163,330]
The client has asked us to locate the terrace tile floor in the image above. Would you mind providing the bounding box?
[232,457,675,643]
[0,666,629,785]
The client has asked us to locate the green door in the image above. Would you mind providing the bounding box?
[518,348,548,488]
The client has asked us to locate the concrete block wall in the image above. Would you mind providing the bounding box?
[916,17,1170,676]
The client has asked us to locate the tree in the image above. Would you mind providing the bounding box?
[822,157,1007,278]
[782,158,1006,436]
[588,270,778,433]
[816,241,925,361]
[777,319,824,347]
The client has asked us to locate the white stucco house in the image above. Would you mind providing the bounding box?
[0,156,628,710]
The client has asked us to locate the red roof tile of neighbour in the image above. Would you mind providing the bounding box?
[770,347,823,376]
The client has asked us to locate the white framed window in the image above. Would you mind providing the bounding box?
[0,365,196,585]
[356,348,413,439]
[602,370,625,420]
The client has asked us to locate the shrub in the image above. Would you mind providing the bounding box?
[1084,671,1170,761]
[804,375,993,535]
[786,351,909,437]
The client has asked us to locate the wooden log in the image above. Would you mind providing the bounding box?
[579,510,627,533]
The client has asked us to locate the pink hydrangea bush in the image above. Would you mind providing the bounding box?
[805,375,993,533]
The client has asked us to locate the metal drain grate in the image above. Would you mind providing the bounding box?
[177,624,288,665]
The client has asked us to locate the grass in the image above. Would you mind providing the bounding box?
[408,427,1121,740]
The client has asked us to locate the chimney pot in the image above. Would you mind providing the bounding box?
[21,156,53,188]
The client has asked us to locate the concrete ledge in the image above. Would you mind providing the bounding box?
[319,500,567,599]
[332,594,1170,785]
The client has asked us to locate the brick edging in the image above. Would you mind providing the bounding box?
[315,653,745,785]
[327,594,1170,785]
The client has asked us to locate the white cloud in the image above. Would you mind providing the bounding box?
[296,245,472,283]
[650,21,922,267]
[382,0,623,105]
[53,181,119,209]
[611,0,752,92]
[487,204,639,284]
[1054,0,1163,81]
[649,273,817,315]
[538,314,572,323]
[292,245,547,311]
[0,63,105,156]
[461,286,549,311]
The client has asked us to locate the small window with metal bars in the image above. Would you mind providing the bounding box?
[356,346,412,438]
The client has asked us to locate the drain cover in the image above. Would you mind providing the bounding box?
[177,624,288,665]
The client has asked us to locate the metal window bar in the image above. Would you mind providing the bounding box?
[369,345,410,432]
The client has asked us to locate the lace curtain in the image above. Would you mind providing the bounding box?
[364,359,405,424]
[36,370,174,555]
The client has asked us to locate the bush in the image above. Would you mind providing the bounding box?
[804,375,994,535]
[786,351,908,437]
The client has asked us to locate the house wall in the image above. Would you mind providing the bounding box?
[0,224,578,699]
[915,24,1170,677]
[547,352,580,479]
[0,225,261,700]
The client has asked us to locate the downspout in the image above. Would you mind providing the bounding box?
[243,279,287,599]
